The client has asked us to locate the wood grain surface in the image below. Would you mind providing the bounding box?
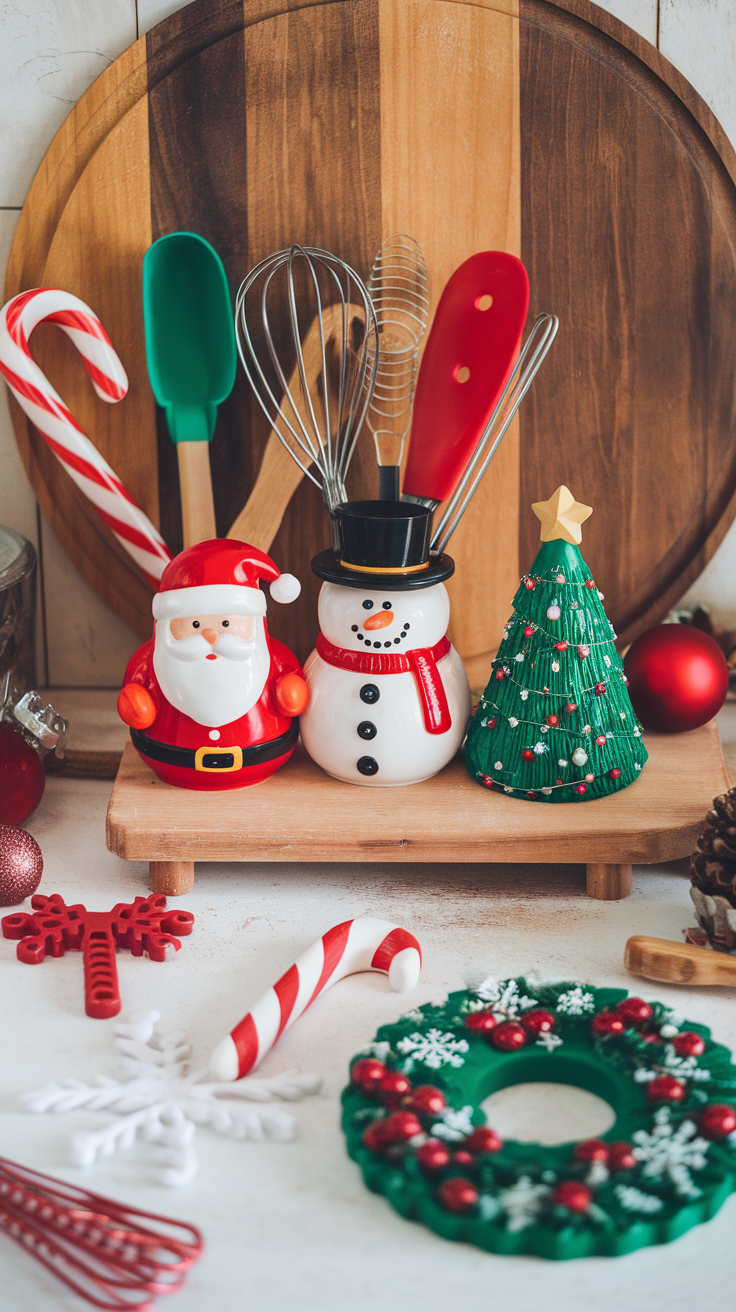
[624,934,736,987]
[6,0,736,665]
[107,716,728,865]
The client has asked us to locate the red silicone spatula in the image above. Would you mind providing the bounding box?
[402,251,529,506]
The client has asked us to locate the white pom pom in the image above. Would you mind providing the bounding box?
[270,573,301,604]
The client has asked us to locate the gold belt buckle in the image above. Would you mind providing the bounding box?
[194,745,243,772]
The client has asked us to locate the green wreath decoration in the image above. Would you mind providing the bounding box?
[341,977,736,1259]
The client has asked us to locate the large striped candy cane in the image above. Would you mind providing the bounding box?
[0,289,172,589]
[208,918,422,1081]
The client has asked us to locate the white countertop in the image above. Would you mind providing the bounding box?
[1,712,735,1311]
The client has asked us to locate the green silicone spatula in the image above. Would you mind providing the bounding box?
[143,232,236,547]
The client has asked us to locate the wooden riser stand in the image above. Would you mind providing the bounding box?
[106,720,728,901]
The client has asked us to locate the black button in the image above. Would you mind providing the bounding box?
[357,756,379,775]
[360,684,380,704]
[357,721,376,740]
[202,752,236,769]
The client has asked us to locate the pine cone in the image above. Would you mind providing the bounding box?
[690,788,736,907]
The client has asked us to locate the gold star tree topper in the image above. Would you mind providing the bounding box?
[531,486,593,545]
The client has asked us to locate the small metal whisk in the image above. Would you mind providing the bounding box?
[366,235,430,500]
[235,245,378,516]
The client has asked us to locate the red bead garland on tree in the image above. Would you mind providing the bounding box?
[438,1177,479,1212]
[491,1021,527,1051]
[699,1104,736,1140]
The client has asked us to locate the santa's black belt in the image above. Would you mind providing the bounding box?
[131,721,299,773]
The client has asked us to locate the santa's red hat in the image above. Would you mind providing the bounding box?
[152,539,301,621]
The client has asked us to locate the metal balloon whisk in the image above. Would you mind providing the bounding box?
[235,245,379,515]
[366,235,430,500]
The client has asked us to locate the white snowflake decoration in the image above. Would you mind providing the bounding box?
[430,1105,475,1142]
[495,1176,552,1232]
[536,1032,563,1054]
[555,986,595,1015]
[520,690,529,701]
[360,1039,394,1060]
[614,1184,664,1215]
[473,977,539,1019]
[22,1012,321,1187]
[631,1108,710,1198]
[396,1029,469,1072]
[532,742,549,755]
[633,1043,711,1087]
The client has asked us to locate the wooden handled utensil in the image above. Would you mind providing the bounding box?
[624,935,736,987]
[227,302,364,550]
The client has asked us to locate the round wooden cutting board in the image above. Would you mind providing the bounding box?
[5,0,736,671]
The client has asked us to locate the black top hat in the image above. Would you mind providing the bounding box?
[311,501,455,591]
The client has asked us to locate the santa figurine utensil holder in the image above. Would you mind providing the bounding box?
[300,502,470,785]
[117,539,307,790]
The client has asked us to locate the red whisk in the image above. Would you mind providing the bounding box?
[0,1157,203,1309]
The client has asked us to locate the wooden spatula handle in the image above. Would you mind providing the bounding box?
[177,443,217,546]
[624,935,736,987]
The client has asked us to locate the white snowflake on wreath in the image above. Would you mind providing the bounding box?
[360,1039,394,1061]
[480,1176,552,1231]
[633,1043,711,1087]
[631,1108,710,1199]
[472,978,539,1019]
[614,1184,664,1215]
[396,1029,469,1072]
[430,1105,475,1142]
[554,986,595,1015]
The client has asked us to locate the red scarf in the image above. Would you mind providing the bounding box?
[316,633,452,734]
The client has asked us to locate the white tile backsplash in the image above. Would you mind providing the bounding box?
[2,0,736,684]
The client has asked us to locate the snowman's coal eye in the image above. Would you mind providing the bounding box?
[382,601,392,609]
[192,621,200,629]
[362,600,373,610]
[222,620,229,627]
[351,625,358,632]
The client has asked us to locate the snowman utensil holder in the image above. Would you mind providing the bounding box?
[300,502,471,786]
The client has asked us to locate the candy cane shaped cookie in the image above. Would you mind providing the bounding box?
[208,918,422,1081]
[0,289,172,589]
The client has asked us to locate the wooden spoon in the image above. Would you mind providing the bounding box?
[227,303,364,551]
[624,935,736,986]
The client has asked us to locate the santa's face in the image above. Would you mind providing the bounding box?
[317,583,450,651]
[153,612,270,727]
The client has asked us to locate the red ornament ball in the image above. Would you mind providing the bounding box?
[555,641,569,652]
[521,1010,555,1035]
[672,1032,706,1058]
[0,825,43,907]
[0,724,45,827]
[352,1058,386,1093]
[382,1110,423,1141]
[408,1086,446,1116]
[615,997,653,1028]
[464,1010,498,1035]
[524,578,536,591]
[417,1139,451,1172]
[438,1177,479,1213]
[595,735,606,746]
[524,625,535,637]
[491,1021,527,1052]
[594,682,607,696]
[495,669,505,682]
[592,1012,625,1037]
[699,1103,736,1140]
[522,749,535,762]
[566,702,578,713]
[573,1139,609,1163]
[575,784,587,795]
[646,1075,685,1103]
[624,624,729,732]
[547,714,559,727]
[609,767,621,780]
[553,1181,592,1212]
[585,579,596,589]
[608,1141,637,1172]
[379,1071,412,1107]
[464,1126,503,1155]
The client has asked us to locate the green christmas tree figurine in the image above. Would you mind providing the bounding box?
[465,486,648,802]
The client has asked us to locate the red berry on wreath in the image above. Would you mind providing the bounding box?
[464,1010,498,1035]
[416,1139,451,1172]
[352,1058,386,1093]
[452,1150,475,1170]
[646,1075,685,1103]
[491,1021,527,1052]
[408,1086,446,1116]
[624,624,729,732]
[615,997,653,1027]
[464,1126,503,1155]
[672,1032,705,1058]
[553,1181,591,1212]
[699,1104,736,1140]
[438,1177,479,1212]
[522,1010,555,1035]
[573,1138,609,1163]
[591,1012,625,1037]
[608,1141,637,1172]
[547,714,559,727]
[609,767,621,779]
[379,1071,412,1107]
[383,1110,423,1140]
[522,749,535,762]
[362,1120,392,1153]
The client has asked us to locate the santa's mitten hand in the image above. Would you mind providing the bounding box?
[117,683,157,730]
[274,673,309,717]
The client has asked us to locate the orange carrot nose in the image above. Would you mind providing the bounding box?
[364,611,394,630]
[201,628,219,644]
